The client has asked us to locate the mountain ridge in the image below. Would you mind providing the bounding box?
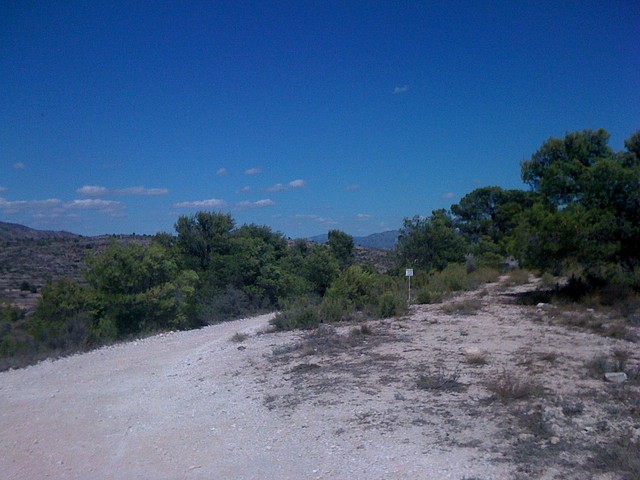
[307,230,399,250]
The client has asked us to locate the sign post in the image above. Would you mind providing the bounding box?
[405,268,414,302]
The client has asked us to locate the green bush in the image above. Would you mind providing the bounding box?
[319,296,354,323]
[416,288,443,304]
[271,296,322,331]
[377,290,407,318]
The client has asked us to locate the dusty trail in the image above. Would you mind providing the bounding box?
[2,279,637,479]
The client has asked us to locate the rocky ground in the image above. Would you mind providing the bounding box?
[1,276,638,479]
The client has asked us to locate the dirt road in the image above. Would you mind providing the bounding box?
[2,278,638,479]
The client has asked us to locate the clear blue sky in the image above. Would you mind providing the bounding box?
[1,1,638,238]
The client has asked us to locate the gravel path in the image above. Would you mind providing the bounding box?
[0,312,510,480]
[2,279,637,479]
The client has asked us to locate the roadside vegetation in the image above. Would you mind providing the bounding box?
[1,128,639,370]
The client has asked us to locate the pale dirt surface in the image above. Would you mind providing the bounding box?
[1,277,639,480]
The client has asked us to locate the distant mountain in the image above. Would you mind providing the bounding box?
[0,221,80,242]
[308,230,399,250]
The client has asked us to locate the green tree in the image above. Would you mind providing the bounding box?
[328,229,355,268]
[86,241,198,335]
[397,209,467,271]
[175,211,235,271]
[451,187,538,245]
[516,129,640,286]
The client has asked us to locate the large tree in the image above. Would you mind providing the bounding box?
[516,129,640,283]
[397,209,467,271]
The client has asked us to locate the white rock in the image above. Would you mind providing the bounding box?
[604,372,628,384]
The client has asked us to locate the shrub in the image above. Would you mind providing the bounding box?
[441,298,483,315]
[504,269,530,286]
[271,296,322,331]
[590,432,640,479]
[377,291,407,318]
[417,365,464,392]
[416,288,443,304]
[486,370,542,402]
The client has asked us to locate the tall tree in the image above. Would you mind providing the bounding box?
[397,209,467,271]
[328,229,355,268]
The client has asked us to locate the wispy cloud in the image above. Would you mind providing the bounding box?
[357,213,372,220]
[393,85,409,94]
[0,197,62,214]
[0,196,124,218]
[288,179,306,188]
[116,186,169,196]
[65,199,124,215]
[238,186,252,194]
[441,192,457,199]
[77,185,109,197]
[346,184,360,191]
[237,199,275,209]
[245,167,261,175]
[290,214,338,226]
[267,179,307,192]
[13,162,26,170]
[77,185,169,197]
[217,168,228,176]
[173,198,228,209]
[267,183,287,193]
[0,186,6,193]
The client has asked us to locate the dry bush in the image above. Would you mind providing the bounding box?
[539,351,558,363]
[486,370,542,402]
[465,350,489,366]
[417,365,465,392]
[441,298,482,316]
[230,332,249,343]
[590,432,640,480]
[504,269,530,286]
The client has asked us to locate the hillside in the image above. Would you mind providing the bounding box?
[0,223,151,312]
[0,221,79,242]
[308,230,399,250]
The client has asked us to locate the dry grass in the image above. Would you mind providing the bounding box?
[464,350,489,366]
[486,370,542,402]
[441,298,483,316]
[416,365,465,392]
[230,331,249,343]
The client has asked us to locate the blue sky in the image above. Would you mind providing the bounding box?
[1,1,639,238]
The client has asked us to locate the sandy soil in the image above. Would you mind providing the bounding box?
[1,277,638,479]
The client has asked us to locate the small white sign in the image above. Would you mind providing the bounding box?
[405,268,414,277]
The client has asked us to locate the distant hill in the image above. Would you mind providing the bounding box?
[308,230,399,250]
[0,221,80,242]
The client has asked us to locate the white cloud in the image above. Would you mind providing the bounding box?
[441,192,457,199]
[290,214,338,225]
[77,185,169,197]
[173,198,228,209]
[217,168,228,176]
[393,85,409,94]
[117,186,169,196]
[267,183,287,192]
[288,179,306,188]
[13,162,26,170]
[357,214,372,220]
[267,179,307,192]
[65,199,124,215]
[0,195,126,221]
[237,199,275,209]
[245,167,261,175]
[346,184,359,191]
[238,186,252,194]
[0,197,63,214]
[77,185,109,197]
